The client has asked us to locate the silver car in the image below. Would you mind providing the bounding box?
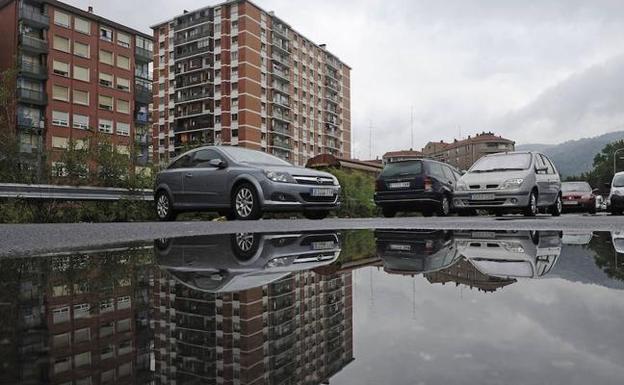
[453,151,562,216]
[154,146,341,221]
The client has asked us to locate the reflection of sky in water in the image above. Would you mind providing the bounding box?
[332,267,624,385]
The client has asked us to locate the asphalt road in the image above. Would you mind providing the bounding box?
[1,213,623,258]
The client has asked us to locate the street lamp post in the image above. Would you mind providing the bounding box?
[614,148,624,175]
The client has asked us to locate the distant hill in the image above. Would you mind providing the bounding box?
[516,131,624,178]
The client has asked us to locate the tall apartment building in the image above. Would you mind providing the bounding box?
[0,0,153,177]
[151,0,351,166]
[151,269,354,384]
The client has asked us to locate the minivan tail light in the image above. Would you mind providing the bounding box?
[424,177,433,192]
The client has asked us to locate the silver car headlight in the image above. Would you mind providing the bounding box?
[265,170,297,184]
[332,176,340,186]
[265,256,296,268]
[455,182,468,191]
[613,189,623,196]
[500,178,524,190]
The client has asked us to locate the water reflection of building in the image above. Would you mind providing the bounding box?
[0,252,153,385]
[152,269,354,385]
[425,258,516,293]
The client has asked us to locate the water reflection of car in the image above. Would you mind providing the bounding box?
[454,230,562,279]
[375,230,459,275]
[611,231,624,254]
[562,231,594,245]
[155,232,342,292]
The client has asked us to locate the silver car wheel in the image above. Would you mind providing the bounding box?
[236,233,255,251]
[441,196,450,216]
[556,195,563,213]
[235,187,254,218]
[530,193,537,215]
[157,194,169,218]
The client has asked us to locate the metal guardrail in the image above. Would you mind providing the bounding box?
[0,183,154,202]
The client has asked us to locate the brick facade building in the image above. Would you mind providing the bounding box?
[0,0,153,177]
[151,0,351,166]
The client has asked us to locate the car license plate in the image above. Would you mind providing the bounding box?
[389,244,411,251]
[311,188,334,197]
[311,241,335,250]
[472,231,495,239]
[389,182,410,189]
[564,200,579,206]
[471,194,495,201]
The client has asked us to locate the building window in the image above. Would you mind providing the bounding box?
[54,357,71,374]
[52,306,70,324]
[116,77,130,91]
[116,99,129,114]
[74,328,90,343]
[117,55,130,70]
[53,333,70,348]
[74,41,90,58]
[73,303,91,319]
[99,50,114,66]
[73,114,89,130]
[117,32,131,48]
[98,119,113,134]
[52,85,69,102]
[116,122,130,136]
[117,296,131,309]
[52,136,68,149]
[54,10,71,28]
[100,26,113,42]
[52,60,69,77]
[98,95,113,111]
[74,352,91,368]
[99,73,113,88]
[52,111,69,127]
[73,89,89,106]
[53,35,70,53]
[73,65,89,82]
[74,17,90,34]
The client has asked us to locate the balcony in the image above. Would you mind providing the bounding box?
[135,84,152,103]
[175,27,211,45]
[135,112,150,125]
[17,88,47,105]
[271,53,290,67]
[19,61,47,80]
[272,22,290,39]
[177,91,212,103]
[272,110,291,123]
[19,35,48,53]
[270,125,292,138]
[271,68,290,83]
[272,138,291,151]
[19,6,49,29]
[17,114,44,132]
[176,45,211,60]
[272,38,291,54]
[174,16,209,31]
[135,47,152,64]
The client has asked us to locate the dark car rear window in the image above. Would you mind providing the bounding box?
[381,161,423,178]
[562,182,591,192]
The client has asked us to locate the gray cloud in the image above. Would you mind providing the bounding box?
[62,0,624,157]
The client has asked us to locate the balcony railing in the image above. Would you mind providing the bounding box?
[175,27,211,45]
[135,84,151,103]
[271,68,290,82]
[20,61,47,79]
[272,139,291,150]
[17,114,44,131]
[135,47,152,63]
[175,16,209,31]
[272,110,291,122]
[272,53,290,67]
[177,91,212,103]
[272,23,290,39]
[19,6,49,28]
[176,45,211,60]
[135,113,149,125]
[20,35,48,52]
[17,88,47,105]
[272,38,291,53]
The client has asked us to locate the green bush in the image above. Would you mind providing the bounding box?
[322,168,378,218]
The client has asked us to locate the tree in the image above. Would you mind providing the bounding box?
[53,138,90,183]
[89,132,131,188]
[566,140,624,191]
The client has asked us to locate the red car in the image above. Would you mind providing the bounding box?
[561,182,597,214]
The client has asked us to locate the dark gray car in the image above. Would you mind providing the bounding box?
[154,146,341,221]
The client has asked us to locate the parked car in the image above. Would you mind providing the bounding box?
[453,151,562,217]
[374,158,463,217]
[607,172,624,215]
[154,146,341,221]
[561,181,597,214]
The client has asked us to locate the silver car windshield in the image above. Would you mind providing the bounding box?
[470,153,531,173]
[614,174,624,187]
[220,147,292,166]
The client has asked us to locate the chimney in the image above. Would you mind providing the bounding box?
[88,6,93,13]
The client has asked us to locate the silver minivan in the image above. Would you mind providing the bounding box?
[453,151,562,216]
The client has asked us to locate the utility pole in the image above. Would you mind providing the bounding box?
[614,147,624,175]
[369,120,373,159]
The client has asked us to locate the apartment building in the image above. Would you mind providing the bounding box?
[382,132,515,170]
[152,269,354,384]
[0,0,153,177]
[421,132,515,170]
[151,0,351,166]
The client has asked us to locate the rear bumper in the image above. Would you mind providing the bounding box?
[374,190,441,207]
[453,190,531,209]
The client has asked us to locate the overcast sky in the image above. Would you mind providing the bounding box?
[65,0,624,159]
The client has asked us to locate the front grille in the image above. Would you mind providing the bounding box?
[294,176,335,186]
[300,193,337,203]
[470,184,499,190]
[467,199,507,206]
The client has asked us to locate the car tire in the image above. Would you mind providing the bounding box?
[382,207,397,218]
[231,233,261,262]
[155,190,177,222]
[437,195,451,217]
[232,183,262,220]
[551,194,562,217]
[524,191,538,217]
[304,210,329,220]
